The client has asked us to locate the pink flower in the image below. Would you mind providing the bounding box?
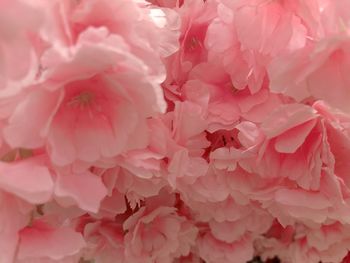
[3,0,180,166]
[81,219,125,263]
[162,0,217,98]
[234,103,350,225]
[4,26,166,166]
[258,221,350,263]
[182,79,240,132]
[107,167,167,208]
[123,206,198,263]
[255,103,322,184]
[144,100,209,188]
[204,2,266,93]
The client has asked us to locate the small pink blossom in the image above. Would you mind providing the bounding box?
[123,206,198,263]
[81,219,125,263]
[4,27,164,165]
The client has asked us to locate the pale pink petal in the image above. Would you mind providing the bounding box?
[275,189,332,209]
[261,103,318,138]
[17,223,85,261]
[0,159,53,204]
[55,170,107,213]
[3,89,63,148]
[274,119,317,153]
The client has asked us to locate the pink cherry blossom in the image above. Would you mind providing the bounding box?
[123,206,198,263]
[162,0,217,99]
[80,218,125,263]
[257,221,350,263]
[4,26,168,165]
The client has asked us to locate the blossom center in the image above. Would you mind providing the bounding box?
[67,91,94,108]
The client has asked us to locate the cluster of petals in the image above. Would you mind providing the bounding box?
[1,0,350,263]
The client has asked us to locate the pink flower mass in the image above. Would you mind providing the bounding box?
[1,0,350,262]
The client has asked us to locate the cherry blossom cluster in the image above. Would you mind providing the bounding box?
[1,0,350,262]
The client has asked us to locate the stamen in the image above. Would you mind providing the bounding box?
[225,82,239,94]
[188,37,200,50]
[67,91,94,108]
